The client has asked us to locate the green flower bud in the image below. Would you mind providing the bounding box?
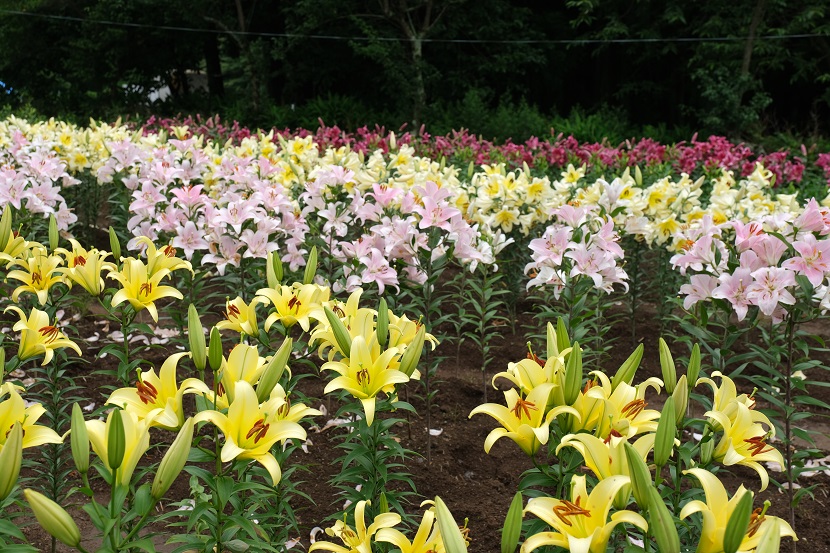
[378,492,389,514]
[256,337,292,403]
[659,337,677,394]
[700,429,715,465]
[24,489,81,548]
[555,317,570,355]
[646,486,680,553]
[611,343,643,390]
[467,161,474,179]
[266,251,283,288]
[635,165,643,187]
[0,345,5,382]
[377,298,389,349]
[0,422,23,501]
[687,343,701,387]
[208,327,223,372]
[303,245,318,285]
[672,375,689,425]
[434,496,468,553]
[654,396,676,467]
[399,325,426,378]
[563,342,583,406]
[48,214,59,251]
[107,408,126,472]
[324,306,352,359]
[623,441,652,509]
[188,304,206,372]
[544,322,557,360]
[501,491,523,553]
[70,404,89,475]
[109,226,121,262]
[0,204,11,251]
[724,491,754,553]
[754,514,782,553]
[152,417,194,500]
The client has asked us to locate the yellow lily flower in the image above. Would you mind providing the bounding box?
[310,499,402,553]
[322,335,408,426]
[214,343,269,408]
[697,372,767,428]
[6,247,65,305]
[376,502,445,553]
[470,384,580,456]
[0,388,62,448]
[86,409,151,487]
[522,475,648,553]
[0,233,31,267]
[134,236,193,277]
[106,352,210,430]
[386,311,438,353]
[56,239,115,296]
[5,306,82,365]
[557,433,655,509]
[194,380,308,485]
[680,468,796,553]
[215,295,267,336]
[706,402,783,491]
[257,282,330,332]
[267,384,322,424]
[586,372,663,440]
[108,258,183,322]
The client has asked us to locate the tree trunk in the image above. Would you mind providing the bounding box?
[204,34,225,99]
[411,36,426,133]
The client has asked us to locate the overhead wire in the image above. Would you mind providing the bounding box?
[0,8,827,44]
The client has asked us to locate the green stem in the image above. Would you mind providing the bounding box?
[121,500,158,544]
[784,313,796,552]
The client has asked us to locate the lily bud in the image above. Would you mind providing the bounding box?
[389,132,397,151]
[324,306,352,359]
[107,408,126,472]
[0,345,5,382]
[623,442,652,509]
[208,327,223,372]
[378,492,389,514]
[24,489,81,548]
[754,515,782,553]
[399,325,426,378]
[108,226,121,263]
[555,317,570,354]
[152,417,194,500]
[634,165,643,187]
[0,204,11,250]
[545,322,558,359]
[467,161,474,179]
[654,397,676,468]
[0,422,23,501]
[646,486,680,553]
[501,491,523,553]
[70,404,89,475]
[659,338,677,394]
[434,496,468,553]
[563,341,582,406]
[256,337,292,403]
[188,304,206,372]
[672,375,689,424]
[376,298,389,349]
[687,343,701,387]
[266,251,283,288]
[303,245,318,285]
[700,429,715,465]
[610,343,643,390]
[48,214,58,251]
[724,491,754,553]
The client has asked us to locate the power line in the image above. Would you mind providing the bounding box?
[0,8,827,44]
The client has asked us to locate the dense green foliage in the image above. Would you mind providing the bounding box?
[1,0,828,141]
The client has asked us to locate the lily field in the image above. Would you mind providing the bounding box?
[2,116,830,553]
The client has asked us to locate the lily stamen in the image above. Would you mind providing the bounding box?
[139,282,153,296]
[356,368,370,386]
[73,255,87,267]
[38,325,60,344]
[553,497,591,526]
[163,245,176,257]
[225,304,241,320]
[32,271,42,284]
[287,296,301,313]
[136,378,159,404]
[246,418,270,443]
[747,507,765,537]
[511,396,538,420]
[744,435,774,456]
[621,399,646,419]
